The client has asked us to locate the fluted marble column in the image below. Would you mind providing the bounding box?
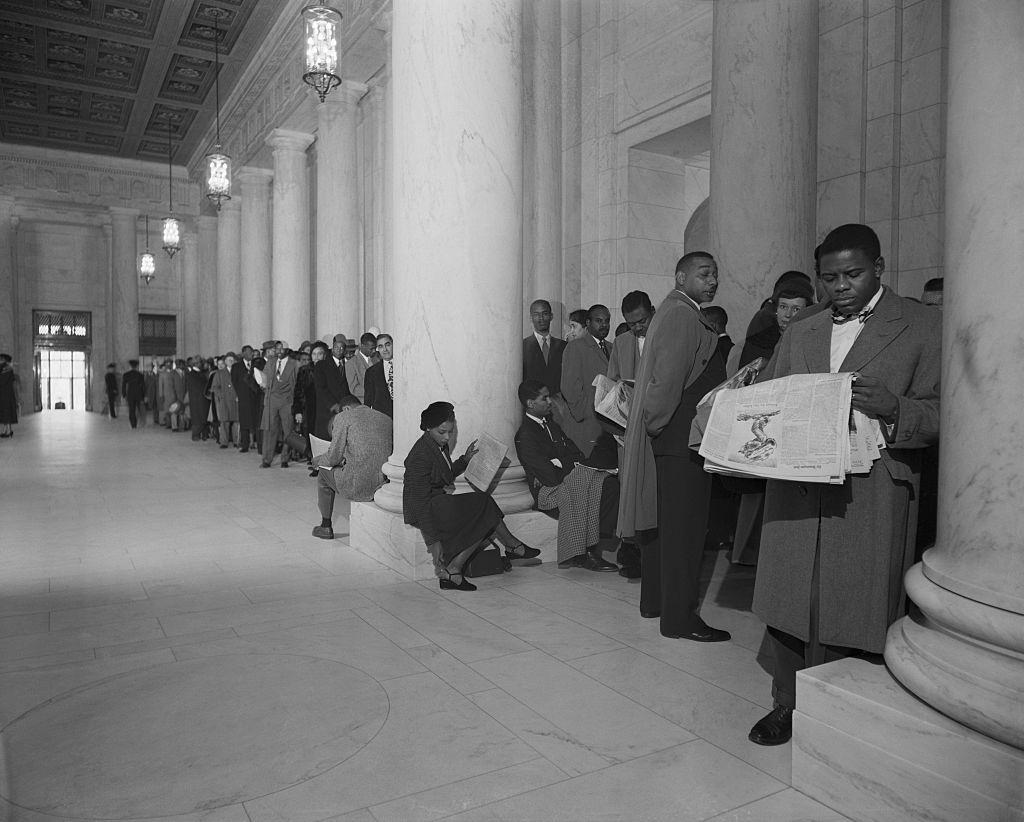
[267,129,314,345]
[109,207,139,366]
[885,0,1024,750]
[0,197,16,355]
[315,82,367,341]
[182,229,200,356]
[238,167,273,346]
[369,4,393,332]
[373,0,531,517]
[197,214,219,356]
[522,0,563,335]
[216,197,242,351]
[709,0,817,329]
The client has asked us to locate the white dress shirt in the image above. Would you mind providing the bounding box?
[829,287,884,373]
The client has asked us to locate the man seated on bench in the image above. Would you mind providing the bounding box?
[514,380,619,572]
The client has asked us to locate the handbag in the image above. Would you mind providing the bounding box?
[464,542,507,578]
[284,431,309,458]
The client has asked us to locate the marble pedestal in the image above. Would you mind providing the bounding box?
[793,658,1024,822]
[349,501,558,581]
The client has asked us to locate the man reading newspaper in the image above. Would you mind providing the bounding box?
[747,224,941,747]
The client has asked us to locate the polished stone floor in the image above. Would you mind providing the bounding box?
[0,411,848,822]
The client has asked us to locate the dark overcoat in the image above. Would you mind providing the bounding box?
[752,287,941,653]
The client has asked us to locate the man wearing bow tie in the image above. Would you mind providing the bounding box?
[747,223,941,747]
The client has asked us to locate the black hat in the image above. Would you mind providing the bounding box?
[420,401,454,431]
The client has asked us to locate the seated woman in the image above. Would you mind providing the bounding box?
[403,401,539,591]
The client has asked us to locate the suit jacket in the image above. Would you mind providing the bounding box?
[560,334,610,455]
[402,432,468,539]
[185,368,210,418]
[172,369,186,406]
[344,352,373,403]
[122,370,145,401]
[607,334,642,383]
[514,415,585,504]
[104,372,118,396]
[313,356,354,439]
[320,405,394,502]
[260,356,298,428]
[522,335,567,394]
[363,360,393,419]
[617,289,718,537]
[230,360,261,430]
[752,287,941,653]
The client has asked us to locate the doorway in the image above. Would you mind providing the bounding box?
[33,309,93,411]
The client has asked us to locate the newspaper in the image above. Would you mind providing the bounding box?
[699,373,860,484]
[593,374,633,429]
[309,434,331,459]
[464,432,509,492]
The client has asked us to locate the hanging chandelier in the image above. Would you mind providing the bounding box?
[205,9,232,209]
[162,120,180,257]
[302,1,343,102]
[139,213,156,284]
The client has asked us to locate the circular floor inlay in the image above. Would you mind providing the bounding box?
[0,654,389,819]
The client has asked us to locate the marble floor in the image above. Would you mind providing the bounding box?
[0,411,849,822]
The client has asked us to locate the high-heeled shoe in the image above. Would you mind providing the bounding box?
[438,572,476,591]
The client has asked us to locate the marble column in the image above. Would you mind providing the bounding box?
[181,228,200,356]
[372,0,532,518]
[370,4,393,333]
[315,81,367,341]
[197,214,219,356]
[885,0,1024,751]
[109,207,139,366]
[216,197,242,351]
[237,167,273,346]
[522,0,563,335]
[0,197,16,355]
[267,129,314,346]
[708,0,817,330]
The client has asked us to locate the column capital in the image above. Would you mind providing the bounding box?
[266,129,315,153]
[198,214,219,230]
[217,196,242,214]
[319,80,368,111]
[236,166,274,185]
[108,205,140,220]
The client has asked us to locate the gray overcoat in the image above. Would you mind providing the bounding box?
[752,287,941,653]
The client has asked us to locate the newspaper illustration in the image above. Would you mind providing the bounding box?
[593,374,633,429]
[699,373,858,484]
[690,357,768,449]
[464,432,509,493]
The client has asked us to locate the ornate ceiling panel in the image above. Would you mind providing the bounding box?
[0,0,280,162]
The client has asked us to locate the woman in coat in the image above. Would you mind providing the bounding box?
[210,353,239,447]
[403,401,537,591]
[0,354,18,437]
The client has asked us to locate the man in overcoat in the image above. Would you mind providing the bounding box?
[748,223,941,746]
[560,305,612,457]
[617,253,730,643]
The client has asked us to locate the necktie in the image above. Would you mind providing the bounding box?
[832,307,875,325]
[540,419,554,442]
[386,361,394,399]
[276,359,283,377]
[599,340,609,359]
[541,336,550,364]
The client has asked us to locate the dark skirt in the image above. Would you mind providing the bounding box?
[428,491,503,563]
[0,372,17,424]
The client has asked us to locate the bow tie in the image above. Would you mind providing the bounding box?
[832,307,874,325]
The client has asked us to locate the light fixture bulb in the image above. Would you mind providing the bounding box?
[302,1,343,102]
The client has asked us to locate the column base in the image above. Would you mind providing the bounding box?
[885,563,1024,750]
[349,500,558,581]
[792,657,1024,822]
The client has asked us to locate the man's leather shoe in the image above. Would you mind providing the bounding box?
[664,625,731,642]
[281,461,289,468]
[581,553,618,572]
[640,610,660,619]
[259,463,270,469]
[557,555,586,569]
[311,525,335,540]
[748,706,793,746]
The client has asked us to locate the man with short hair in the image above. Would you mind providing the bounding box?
[619,252,732,643]
[515,380,616,571]
[186,357,210,442]
[747,224,941,746]
[608,291,654,383]
[523,299,567,395]
[345,332,378,403]
[122,359,145,429]
[560,305,613,458]
[231,345,260,453]
[313,334,356,440]
[258,341,299,468]
[310,397,395,539]
[363,333,394,419]
[104,363,118,419]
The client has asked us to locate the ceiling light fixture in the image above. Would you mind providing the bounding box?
[302,1,343,102]
[140,213,156,284]
[205,9,232,209]
[162,120,181,257]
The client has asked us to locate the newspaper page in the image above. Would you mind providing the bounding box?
[464,432,509,492]
[310,434,331,459]
[593,374,633,429]
[700,373,855,483]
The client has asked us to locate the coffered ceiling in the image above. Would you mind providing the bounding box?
[0,0,282,163]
